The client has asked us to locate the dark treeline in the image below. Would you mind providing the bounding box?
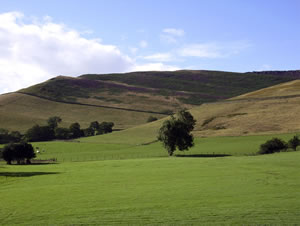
[0,116,114,143]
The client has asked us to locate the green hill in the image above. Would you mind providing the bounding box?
[1,70,300,132]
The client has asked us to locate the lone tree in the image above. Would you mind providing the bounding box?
[2,142,35,164]
[158,109,196,156]
[288,135,300,151]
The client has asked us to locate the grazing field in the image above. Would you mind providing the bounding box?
[27,133,298,162]
[1,151,300,225]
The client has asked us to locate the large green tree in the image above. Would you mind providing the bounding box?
[158,109,196,156]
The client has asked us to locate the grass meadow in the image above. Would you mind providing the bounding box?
[1,133,300,225]
[1,151,300,225]
[29,132,298,162]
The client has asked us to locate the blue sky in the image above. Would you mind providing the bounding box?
[0,0,299,93]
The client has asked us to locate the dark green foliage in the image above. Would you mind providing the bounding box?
[9,131,22,142]
[158,109,196,156]
[2,142,35,164]
[83,127,94,137]
[25,125,55,142]
[0,129,23,144]
[147,116,158,123]
[288,135,300,151]
[47,116,62,130]
[55,127,71,140]
[69,122,82,138]
[97,122,114,135]
[258,138,288,154]
[89,121,100,135]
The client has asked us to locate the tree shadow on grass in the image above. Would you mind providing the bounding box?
[0,172,61,177]
[175,154,231,158]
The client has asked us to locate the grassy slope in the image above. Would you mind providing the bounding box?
[1,151,300,225]
[232,79,300,99]
[1,69,298,132]
[0,93,165,132]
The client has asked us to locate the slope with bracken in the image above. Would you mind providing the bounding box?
[0,70,300,132]
[80,79,300,145]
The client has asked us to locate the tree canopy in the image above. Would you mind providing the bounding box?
[158,109,196,156]
[2,142,35,164]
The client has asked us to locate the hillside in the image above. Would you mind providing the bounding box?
[1,70,300,132]
[81,79,300,144]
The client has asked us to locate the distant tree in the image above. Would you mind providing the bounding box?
[2,142,35,164]
[9,131,22,142]
[0,148,3,159]
[21,142,36,164]
[89,121,100,135]
[288,135,300,151]
[97,122,114,135]
[0,129,23,144]
[2,144,15,164]
[158,109,196,156]
[25,125,54,142]
[83,127,94,137]
[47,116,62,130]
[69,122,82,138]
[147,116,158,123]
[258,138,288,154]
[0,128,10,144]
[54,127,71,140]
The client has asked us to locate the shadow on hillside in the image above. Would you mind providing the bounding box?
[0,172,60,177]
[175,154,231,158]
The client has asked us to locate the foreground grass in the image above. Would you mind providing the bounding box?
[1,151,300,225]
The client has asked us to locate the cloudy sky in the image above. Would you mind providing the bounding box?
[0,0,299,94]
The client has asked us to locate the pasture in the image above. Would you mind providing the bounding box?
[31,133,297,162]
[1,133,300,224]
[1,151,300,225]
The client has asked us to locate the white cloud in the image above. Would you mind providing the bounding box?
[161,28,185,44]
[163,28,185,37]
[0,12,138,94]
[129,47,138,54]
[160,34,178,44]
[144,53,173,62]
[178,41,251,58]
[139,40,148,48]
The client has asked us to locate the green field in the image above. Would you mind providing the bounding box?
[1,151,300,225]
[28,133,298,162]
[1,132,300,225]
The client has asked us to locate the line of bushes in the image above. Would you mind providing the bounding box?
[0,116,114,143]
[258,135,300,155]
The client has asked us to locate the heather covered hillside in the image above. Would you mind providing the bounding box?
[1,70,300,132]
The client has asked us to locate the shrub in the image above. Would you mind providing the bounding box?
[288,135,300,151]
[258,138,288,155]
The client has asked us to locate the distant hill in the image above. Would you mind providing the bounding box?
[81,79,300,145]
[1,70,300,132]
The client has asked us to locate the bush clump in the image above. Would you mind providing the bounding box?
[288,135,300,151]
[258,138,288,155]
